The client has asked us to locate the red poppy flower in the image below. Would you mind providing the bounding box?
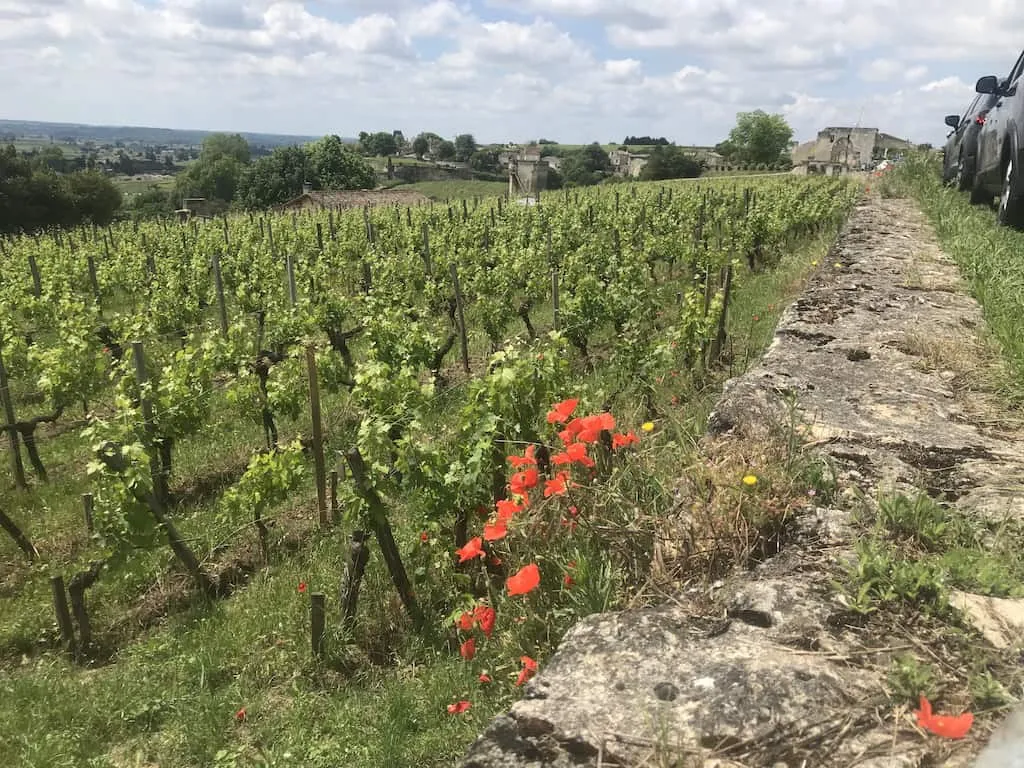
[575,412,616,443]
[420,531,429,543]
[509,468,539,496]
[483,519,508,542]
[516,656,538,686]
[456,537,486,563]
[508,444,538,469]
[544,472,571,497]
[473,605,496,638]
[563,574,573,587]
[297,582,307,594]
[914,696,973,739]
[495,498,523,523]
[506,563,540,596]
[479,673,492,684]
[447,700,472,715]
[457,612,475,631]
[611,431,640,450]
[553,442,595,468]
[460,637,476,661]
[235,707,246,723]
[546,398,579,424]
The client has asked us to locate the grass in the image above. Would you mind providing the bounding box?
[882,153,1024,400]
[114,175,177,198]
[403,180,508,201]
[0,180,848,767]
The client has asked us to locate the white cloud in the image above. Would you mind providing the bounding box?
[0,0,1017,146]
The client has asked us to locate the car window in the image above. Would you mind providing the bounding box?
[1007,49,1024,84]
[962,94,982,124]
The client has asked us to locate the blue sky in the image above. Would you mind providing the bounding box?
[2,0,1022,147]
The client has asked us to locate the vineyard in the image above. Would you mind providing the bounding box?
[0,176,856,767]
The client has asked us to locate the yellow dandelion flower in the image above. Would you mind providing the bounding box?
[641,422,655,433]
[810,260,819,267]
[833,262,843,269]
[742,474,758,487]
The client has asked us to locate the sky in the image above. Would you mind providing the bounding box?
[2,0,1023,147]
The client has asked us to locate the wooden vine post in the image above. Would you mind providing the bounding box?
[311,592,326,657]
[82,493,94,534]
[305,345,328,528]
[344,448,424,630]
[51,576,77,659]
[27,252,42,298]
[709,264,734,364]
[0,342,27,490]
[449,263,470,375]
[330,469,340,524]
[212,251,229,338]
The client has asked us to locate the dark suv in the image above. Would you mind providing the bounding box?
[942,91,1000,191]
[973,50,1024,226]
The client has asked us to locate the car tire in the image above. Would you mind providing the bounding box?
[997,153,1024,228]
[956,153,976,191]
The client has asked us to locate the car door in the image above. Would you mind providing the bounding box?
[980,52,1024,183]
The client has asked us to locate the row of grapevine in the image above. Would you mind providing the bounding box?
[0,175,857,659]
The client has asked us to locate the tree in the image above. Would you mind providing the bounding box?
[173,133,251,204]
[238,145,310,209]
[174,155,243,204]
[412,135,429,159]
[0,145,118,233]
[437,140,457,161]
[200,133,251,164]
[454,134,478,162]
[639,146,703,181]
[306,135,377,190]
[66,170,123,225]
[720,111,793,166]
[469,150,500,175]
[623,136,670,146]
[560,142,611,187]
[357,131,398,157]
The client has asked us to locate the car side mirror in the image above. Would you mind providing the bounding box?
[944,114,960,128]
[976,75,1000,94]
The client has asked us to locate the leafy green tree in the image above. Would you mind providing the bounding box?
[66,170,123,225]
[0,145,75,232]
[455,134,478,162]
[238,145,310,209]
[437,140,457,161]
[412,135,429,159]
[200,133,251,164]
[173,133,251,204]
[357,131,398,157]
[469,150,500,174]
[720,111,793,165]
[639,146,703,181]
[306,135,377,190]
[560,142,611,187]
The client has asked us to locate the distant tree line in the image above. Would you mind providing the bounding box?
[622,136,670,146]
[0,145,122,234]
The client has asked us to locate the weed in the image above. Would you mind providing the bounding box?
[887,653,938,705]
[969,670,1013,710]
[876,492,950,550]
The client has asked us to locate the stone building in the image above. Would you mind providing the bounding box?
[791,127,915,173]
